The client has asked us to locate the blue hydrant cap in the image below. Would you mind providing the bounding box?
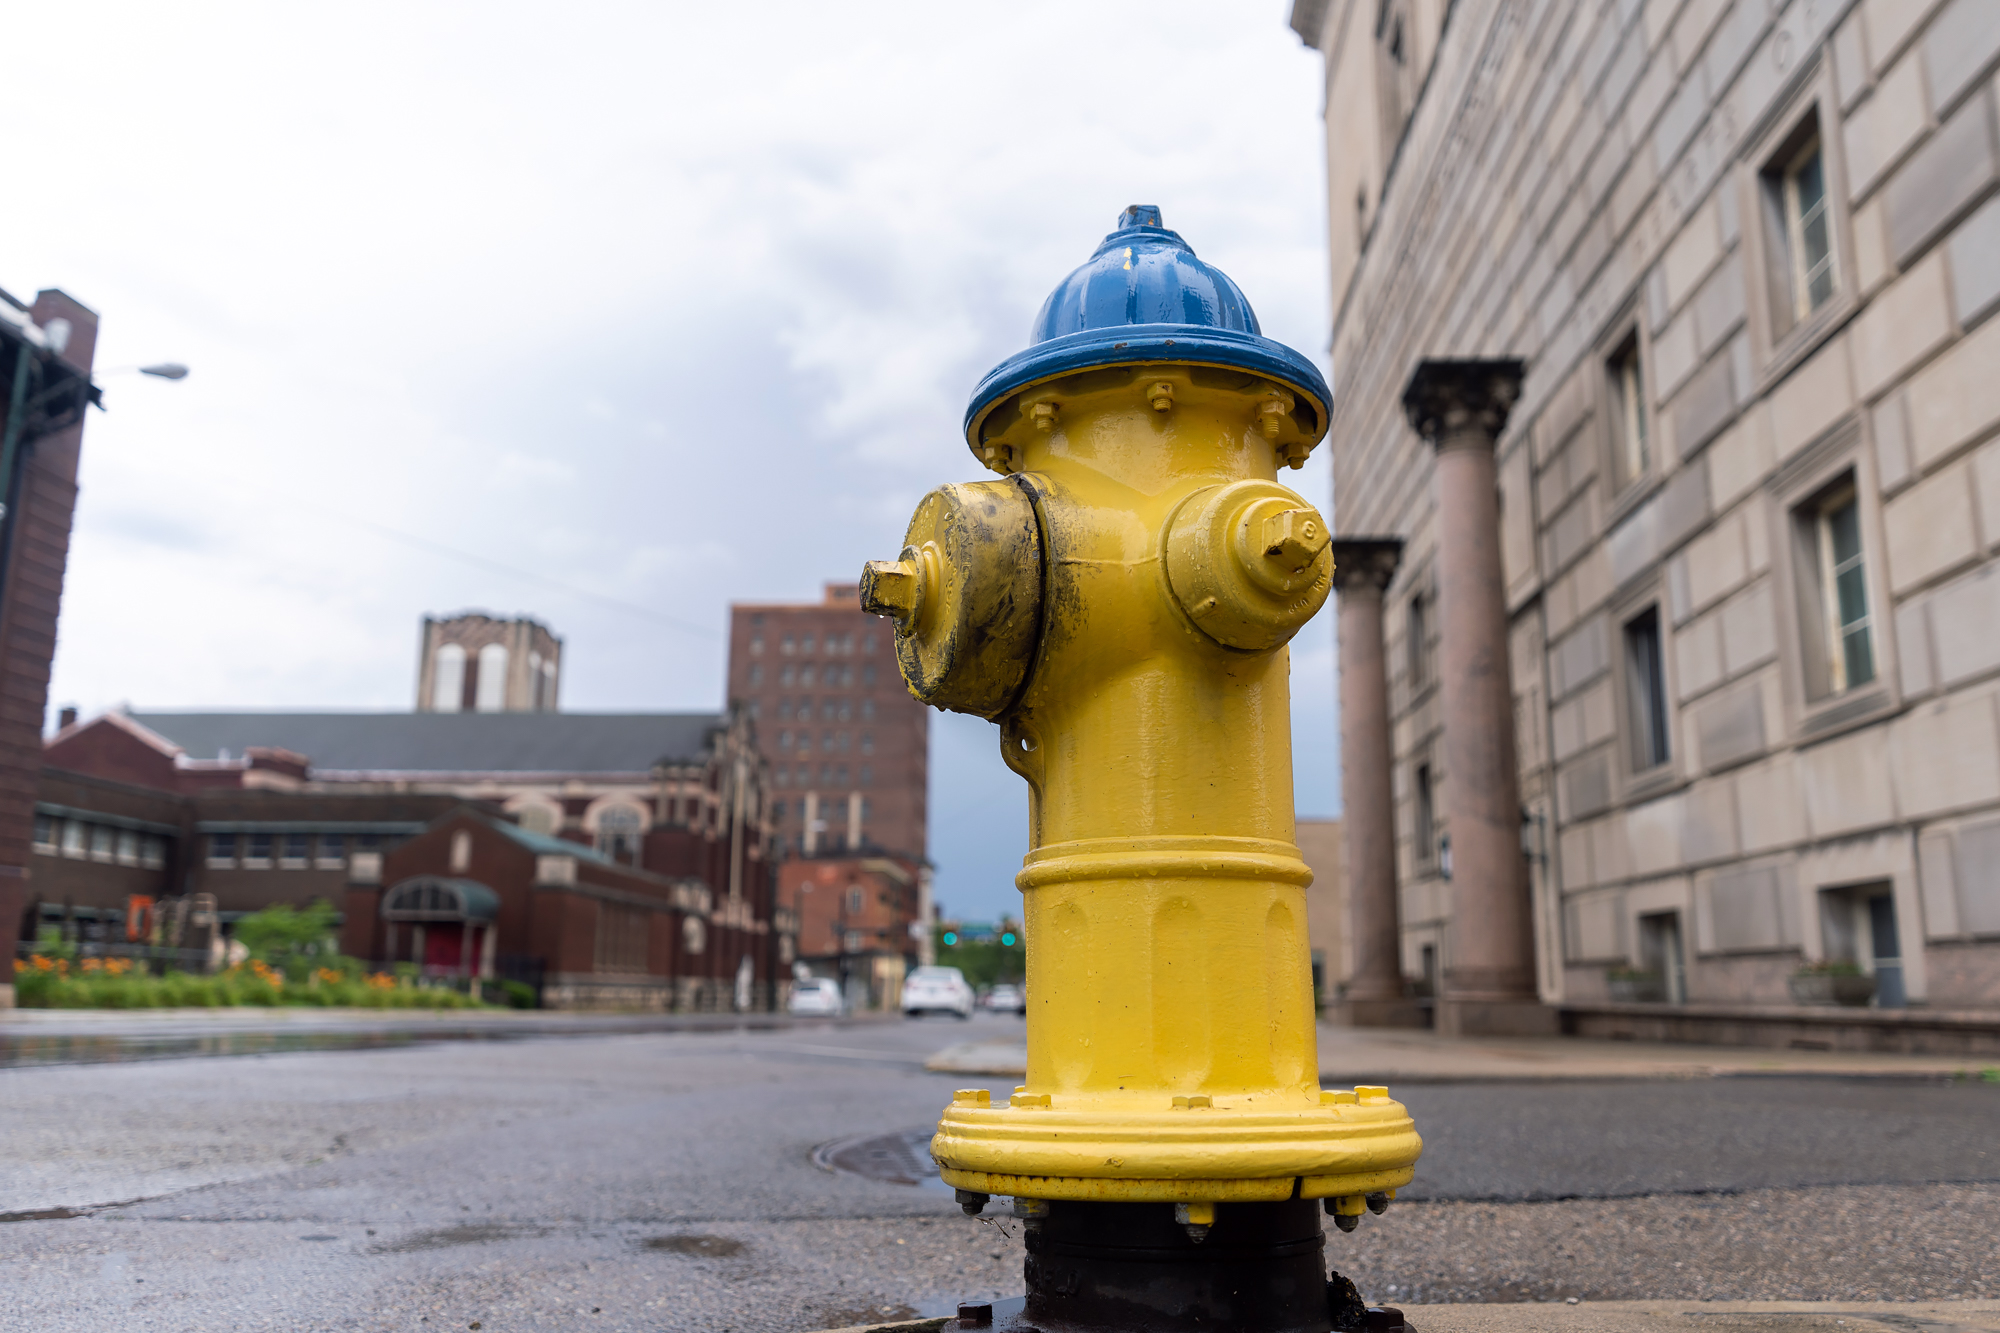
[964,205,1332,452]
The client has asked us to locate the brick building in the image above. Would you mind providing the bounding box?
[727,582,929,862]
[1293,0,2000,1042]
[29,657,796,1009]
[0,285,98,1005]
[781,851,926,1010]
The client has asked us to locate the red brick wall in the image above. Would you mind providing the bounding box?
[0,292,97,948]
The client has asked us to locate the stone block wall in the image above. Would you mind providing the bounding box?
[1298,0,2000,1009]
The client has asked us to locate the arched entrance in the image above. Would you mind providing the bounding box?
[382,876,500,979]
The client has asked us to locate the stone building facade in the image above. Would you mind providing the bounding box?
[1293,0,2000,1027]
[727,582,930,863]
[415,612,562,713]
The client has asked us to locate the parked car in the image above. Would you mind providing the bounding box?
[787,977,844,1016]
[983,983,1025,1014]
[902,966,975,1018]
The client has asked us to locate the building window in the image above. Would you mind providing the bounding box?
[431,643,465,713]
[209,832,238,867]
[860,765,872,786]
[1407,593,1429,689]
[1794,479,1876,698]
[141,836,166,870]
[317,834,345,867]
[1622,606,1671,771]
[245,832,274,867]
[750,636,764,655]
[861,732,874,755]
[32,814,55,853]
[1607,333,1650,490]
[749,663,763,686]
[782,636,795,655]
[476,643,509,712]
[595,902,650,974]
[282,832,312,866]
[1782,135,1834,320]
[802,635,817,655]
[1377,0,1414,159]
[596,805,644,865]
[1759,111,1840,339]
[863,633,878,654]
[117,830,140,867]
[801,665,816,687]
[90,826,116,863]
[1414,763,1435,867]
[847,886,863,915]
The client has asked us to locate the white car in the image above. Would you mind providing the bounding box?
[984,983,1025,1014]
[902,966,975,1019]
[787,977,844,1016]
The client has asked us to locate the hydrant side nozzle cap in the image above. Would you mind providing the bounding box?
[964,206,1332,454]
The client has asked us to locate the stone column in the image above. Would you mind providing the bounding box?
[1329,538,1426,1027]
[1401,359,1552,1036]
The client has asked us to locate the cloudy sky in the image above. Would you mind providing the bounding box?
[9,0,1339,922]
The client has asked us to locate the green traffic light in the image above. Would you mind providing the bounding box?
[1001,933,1017,946]
[942,932,957,946]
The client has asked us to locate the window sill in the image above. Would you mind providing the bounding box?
[1604,472,1665,528]
[1795,685,1900,745]
[1756,292,1858,400]
[1618,765,1685,806]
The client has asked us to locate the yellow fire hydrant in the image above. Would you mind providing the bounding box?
[863,207,1421,1332]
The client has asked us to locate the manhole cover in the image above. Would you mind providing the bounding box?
[812,1128,946,1189]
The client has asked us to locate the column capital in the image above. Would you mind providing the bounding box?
[1329,537,1404,592]
[1400,358,1526,448]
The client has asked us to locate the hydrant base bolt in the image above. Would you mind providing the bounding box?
[1150,381,1175,411]
[1031,401,1058,432]
[1173,1202,1215,1244]
[1331,1211,1360,1232]
[1366,1192,1390,1215]
[955,1188,991,1216]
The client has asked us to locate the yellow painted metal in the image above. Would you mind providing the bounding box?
[866,361,1422,1205]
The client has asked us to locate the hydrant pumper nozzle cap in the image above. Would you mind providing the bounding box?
[962,207,1334,460]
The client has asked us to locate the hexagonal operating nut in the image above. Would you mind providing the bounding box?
[1260,507,1331,571]
[859,557,921,626]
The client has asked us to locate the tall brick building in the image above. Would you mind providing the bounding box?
[727,583,929,862]
[1295,0,2000,1037]
[0,285,98,1006]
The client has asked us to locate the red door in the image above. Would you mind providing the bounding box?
[425,929,463,972]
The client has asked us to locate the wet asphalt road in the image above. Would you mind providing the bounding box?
[1,1015,1996,1330]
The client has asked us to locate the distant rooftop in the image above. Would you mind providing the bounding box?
[129,711,725,776]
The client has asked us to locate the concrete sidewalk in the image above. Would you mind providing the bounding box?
[826,1302,2000,1333]
[924,1021,2000,1082]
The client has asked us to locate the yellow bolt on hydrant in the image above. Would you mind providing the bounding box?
[861,207,1422,1333]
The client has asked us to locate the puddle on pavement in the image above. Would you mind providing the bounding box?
[643,1234,746,1257]
[368,1224,548,1253]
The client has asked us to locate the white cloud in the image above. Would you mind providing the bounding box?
[12,0,1334,920]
